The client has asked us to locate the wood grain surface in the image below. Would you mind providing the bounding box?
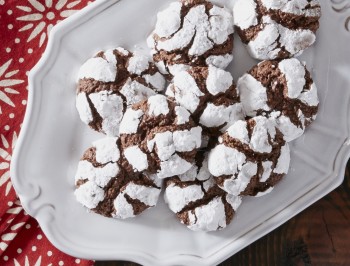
[96,162,350,266]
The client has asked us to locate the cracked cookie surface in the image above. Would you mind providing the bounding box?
[148,0,234,79]
[208,116,290,197]
[166,65,244,137]
[119,94,202,179]
[74,137,162,219]
[238,58,319,142]
[234,0,321,60]
[164,151,242,231]
[76,47,166,136]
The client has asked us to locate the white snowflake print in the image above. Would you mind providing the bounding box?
[0,209,25,252]
[0,60,24,114]
[0,131,18,197]
[14,256,42,266]
[6,199,23,215]
[0,0,5,6]
[16,0,83,47]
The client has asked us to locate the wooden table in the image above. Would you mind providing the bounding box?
[96,162,350,266]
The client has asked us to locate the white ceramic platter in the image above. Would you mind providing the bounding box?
[10,0,350,265]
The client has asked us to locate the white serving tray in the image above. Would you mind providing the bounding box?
[10,0,350,265]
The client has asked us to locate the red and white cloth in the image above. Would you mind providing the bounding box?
[0,1,94,265]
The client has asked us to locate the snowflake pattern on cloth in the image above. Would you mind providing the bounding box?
[0,0,93,265]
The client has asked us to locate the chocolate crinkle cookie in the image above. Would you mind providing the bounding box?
[238,58,319,142]
[234,0,321,60]
[148,0,234,79]
[74,137,162,219]
[76,47,166,136]
[208,116,290,197]
[164,151,242,231]
[119,94,202,179]
[166,65,244,137]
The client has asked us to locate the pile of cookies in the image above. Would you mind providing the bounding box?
[74,0,321,231]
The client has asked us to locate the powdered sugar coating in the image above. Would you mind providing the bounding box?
[177,152,212,182]
[270,111,305,142]
[149,1,234,78]
[209,117,290,197]
[175,106,191,125]
[127,54,150,75]
[206,65,233,96]
[119,109,144,134]
[93,138,120,164]
[261,0,321,17]
[165,183,204,213]
[226,194,243,211]
[233,0,258,30]
[123,183,160,206]
[173,127,202,152]
[182,194,241,231]
[76,90,125,136]
[156,5,198,52]
[147,131,175,161]
[113,172,162,219]
[113,193,135,219]
[156,5,220,55]
[120,79,157,106]
[113,182,161,219]
[76,47,166,136]
[124,146,149,172]
[220,162,258,196]
[143,72,166,92]
[104,48,118,64]
[234,0,321,60]
[75,138,122,209]
[238,59,319,142]
[88,91,124,137]
[227,116,277,153]
[147,173,163,188]
[246,23,282,60]
[168,64,190,77]
[148,94,170,116]
[205,54,233,69]
[207,5,233,44]
[260,161,273,182]
[155,2,182,38]
[169,66,243,135]
[187,196,226,231]
[279,26,316,57]
[279,58,306,98]
[146,127,202,178]
[78,57,117,83]
[199,103,244,131]
[164,151,243,232]
[75,160,119,188]
[226,120,249,144]
[76,92,93,124]
[74,139,162,219]
[208,144,247,177]
[172,70,204,113]
[74,182,105,209]
[158,154,193,179]
[197,157,212,181]
[178,165,199,182]
[274,144,291,175]
[120,95,202,178]
[299,82,319,106]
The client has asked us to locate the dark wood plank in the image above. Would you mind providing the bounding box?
[96,162,350,266]
[222,165,350,266]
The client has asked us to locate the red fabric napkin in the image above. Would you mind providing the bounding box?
[0,0,94,265]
